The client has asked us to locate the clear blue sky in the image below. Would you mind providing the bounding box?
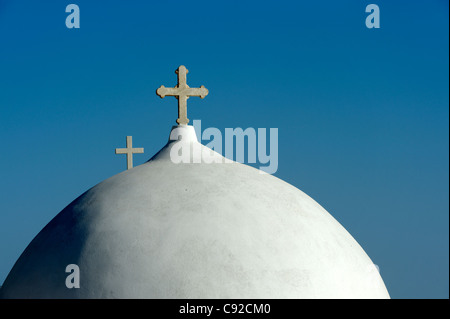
[0,0,448,298]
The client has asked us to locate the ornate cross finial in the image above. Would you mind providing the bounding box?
[115,136,144,170]
[156,65,209,125]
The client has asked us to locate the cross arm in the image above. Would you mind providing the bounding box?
[156,85,209,99]
[156,86,178,98]
[132,148,144,153]
[186,86,209,99]
[115,148,128,154]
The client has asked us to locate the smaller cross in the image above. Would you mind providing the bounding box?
[115,136,144,170]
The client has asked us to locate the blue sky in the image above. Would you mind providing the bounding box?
[0,0,448,298]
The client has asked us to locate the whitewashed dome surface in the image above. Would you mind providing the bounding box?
[0,126,390,299]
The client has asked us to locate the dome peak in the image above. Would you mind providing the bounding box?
[168,125,198,143]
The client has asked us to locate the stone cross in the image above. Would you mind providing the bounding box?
[156,65,209,125]
[115,136,144,170]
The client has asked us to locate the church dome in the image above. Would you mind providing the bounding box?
[0,125,390,299]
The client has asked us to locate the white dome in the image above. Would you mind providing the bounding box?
[0,125,389,299]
